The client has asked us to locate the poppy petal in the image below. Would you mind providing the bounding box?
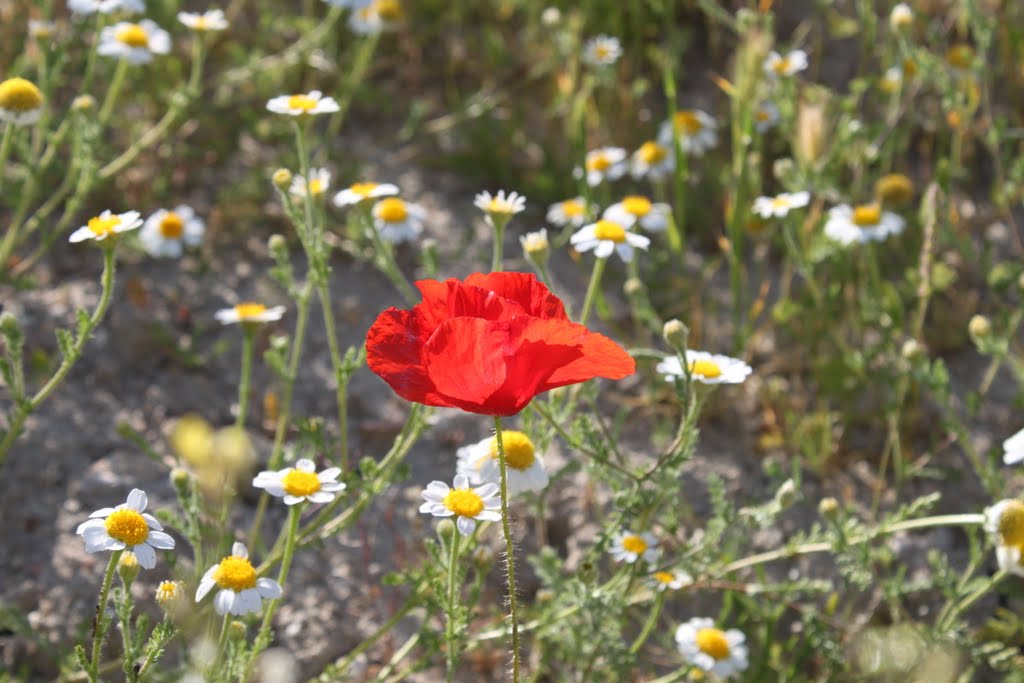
[423,317,509,412]
[464,272,568,320]
[541,329,636,390]
[366,307,456,407]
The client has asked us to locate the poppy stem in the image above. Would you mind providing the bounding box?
[578,256,607,326]
[493,416,522,682]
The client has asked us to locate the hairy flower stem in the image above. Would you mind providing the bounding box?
[0,244,118,466]
[98,58,129,126]
[629,592,664,654]
[0,124,13,197]
[491,215,509,273]
[88,550,123,681]
[359,207,417,303]
[578,256,607,327]
[493,417,522,683]
[444,530,461,683]
[247,504,302,678]
[235,327,255,428]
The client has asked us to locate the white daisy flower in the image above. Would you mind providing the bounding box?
[348,0,402,35]
[823,203,905,246]
[0,77,44,126]
[753,101,780,133]
[520,228,550,262]
[196,542,283,616]
[603,196,672,233]
[28,20,57,41]
[155,580,186,611]
[546,197,592,228]
[266,90,340,117]
[333,181,399,207]
[751,191,811,219]
[764,49,809,78]
[177,10,229,32]
[890,3,913,29]
[76,489,176,570]
[582,34,622,67]
[656,109,718,156]
[455,430,549,495]
[69,0,145,15]
[656,350,752,385]
[630,140,675,181]
[651,570,692,592]
[610,530,660,564]
[372,197,426,244]
[253,458,346,505]
[215,303,286,325]
[1003,428,1024,465]
[419,474,502,536]
[474,189,526,217]
[570,219,650,262]
[580,147,628,187]
[675,617,749,678]
[98,20,171,65]
[140,205,205,258]
[289,168,332,200]
[985,499,1024,576]
[69,210,143,243]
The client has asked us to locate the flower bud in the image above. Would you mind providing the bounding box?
[890,3,912,30]
[541,7,561,26]
[156,580,186,613]
[520,229,550,266]
[968,314,991,343]
[72,94,95,111]
[229,620,248,641]
[901,339,924,361]
[472,545,494,568]
[623,277,643,296]
[268,233,287,254]
[775,479,797,509]
[663,319,689,352]
[436,518,456,542]
[170,466,191,487]
[118,552,140,584]
[818,497,840,520]
[874,173,914,208]
[0,311,19,336]
[272,168,293,190]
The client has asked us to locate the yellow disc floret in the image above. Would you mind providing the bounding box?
[443,489,485,518]
[287,94,318,112]
[377,198,408,222]
[116,24,150,48]
[586,153,612,172]
[593,220,627,243]
[852,203,882,227]
[281,468,322,497]
[562,199,584,217]
[622,534,648,555]
[653,571,675,585]
[375,0,402,21]
[351,182,379,197]
[156,580,184,607]
[998,500,1024,547]
[874,173,914,207]
[159,212,184,239]
[688,359,722,379]
[214,555,258,591]
[489,431,536,471]
[235,302,268,319]
[772,57,792,75]
[104,509,150,546]
[88,215,121,237]
[0,77,43,112]
[674,110,704,135]
[308,178,325,196]
[638,141,667,165]
[695,627,731,660]
[622,196,653,217]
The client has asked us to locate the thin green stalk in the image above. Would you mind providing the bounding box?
[88,550,123,681]
[235,328,255,428]
[98,58,129,126]
[359,207,417,303]
[493,417,522,683]
[0,244,118,465]
[316,284,350,469]
[80,13,106,94]
[0,123,14,196]
[257,505,301,632]
[324,31,380,143]
[629,591,664,654]
[491,215,509,272]
[445,530,461,683]
[211,614,231,672]
[315,602,419,680]
[577,256,607,326]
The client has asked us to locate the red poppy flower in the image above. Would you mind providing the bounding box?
[366,272,635,416]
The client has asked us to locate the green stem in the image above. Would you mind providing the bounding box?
[0,244,118,465]
[324,31,380,144]
[491,215,509,273]
[0,123,14,197]
[359,207,417,304]
[88,550,123,680]
[445,530,461,683]
[98,58,129,127]
[316,283,349,469]
[493,417,522,683]
[577,256,607,326]
[211,614,231,672]
[80,12,106,95]
[235,328,255,428]
[629,591,664,654]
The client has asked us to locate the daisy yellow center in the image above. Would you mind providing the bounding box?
[772,57,792,74]
[88,215,121,237]
[0,78,43,112]
[156,580,183,605]
[654,571,675,584]
[194,17,208,30]
[852,203,881,227]
[638,141,666,165]
[115,24,150,48]
[235,302,267,319]
[375,0,402,20]
[308,178,325,196]
[377,198,408,222]
[875,174,914,205]
[489,431,536,471]
[281,468,322,497]
[487,198,512,214]
[622,196,652,217]
[771,197,790,209]
[594,45,611,60]
[213,556,257,591]
[104,509,150,546]
[998,501,1024,547]
[159,212,184,239]
[562,199,584,217]
[755,109,772,122]
[695,627,731,660]
[674,111,703,135]
[351,182,379,196]
[586,153,611,172]
[593,220,626,243]
[689,359,722,378]
[622,535,648,555]
[443,489,485,518]
[947,45,972,70]
[287,94,318,112]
